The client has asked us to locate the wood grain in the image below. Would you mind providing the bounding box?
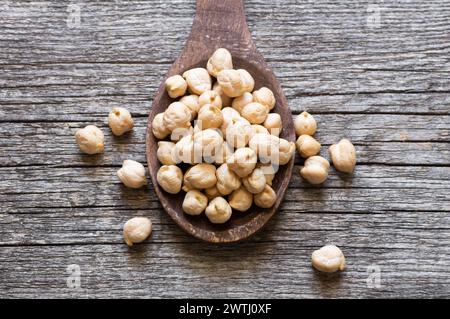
[0,0,449,298]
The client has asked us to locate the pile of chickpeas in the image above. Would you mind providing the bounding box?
[151,48,296,224]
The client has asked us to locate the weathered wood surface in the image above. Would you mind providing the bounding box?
[0,0,449,298]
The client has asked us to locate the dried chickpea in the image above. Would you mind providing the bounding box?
[242,168,266,194]
[225,118,252,149]
[249,124,269,140]
[263,113,282,136]
[214,142,234,165]
[220,107,241,135]
[108,107,134,136]
[237,69,255,93]
[254,184,276,208]
[157,165,183,194]
[75,125,104,155]
[207,48,233,77]
[173,134,202,164]
[184,163,217,189]
[241,102,269,124]
[294,111,317,136]
[249,133,279,160]
[183,68,212,95]
[253,87,275,110]
[170,125,193,142]
[199,90,222,110]
[296,135,321,158]
[197,104,223,129]
[329,139,356,173]
[278,138,296,165]
[227,147,257,178]
[182,190,208,216]
[117,160,148,189]
[163,102,192,132]
[180,94,200,118]
[205,197,232,224]
[217,69,254,98]
[193,128,223,160]
[213,82,232,107]
[231,92,253,113]
[165,75,187,98]
[300,156,330,184]
[152,112,170,139]
[311,245,346,273]
[256,163,276,186]
[216,163,241,195]
[157,141,176,165]
[205,185,221,201]
[229,186,253,212]
[123,217,152,247]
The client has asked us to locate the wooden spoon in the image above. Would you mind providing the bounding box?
[146,0,295,243]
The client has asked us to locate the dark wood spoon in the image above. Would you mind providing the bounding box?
[146,0,295,243]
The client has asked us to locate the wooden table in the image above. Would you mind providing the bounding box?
[1,0,449,298]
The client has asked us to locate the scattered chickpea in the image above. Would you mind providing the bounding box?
[227,147,257,178]
[157,141,176,165]
[108,107,134,136]
[205,197,232,224]
[329,139,356,173]
[207,48,233,77]
[253,87,275,110]
[263,113,282,136]
[123,217,152,247]
[152,112,171,139]
[311,245,346,273]
[229,186,253,212]
[296,135,321,158]
[184,163,217,189]
[75,125,104,154]
[117,160,148,189]
[157,165,183,194]
[183,68,212,95]
[182,190,208,215]
[163,102,192,132]
[180,94,200,118]
[300,156,330,184]
[165,75,187,98]
[294,111,317,136]
[254,184,277,208]
[216,163,241,195]
[241,102,269,124]
[197,104,223,129]
[242,168,266,194]
[232,92,253,113]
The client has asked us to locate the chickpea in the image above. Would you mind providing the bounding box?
[254,184,276,208]
[165,74,187,98]
[123,217,152,247]
[225,118,252,149]
[227,147,257,178]
[278,138,296,165]
[249,133,279,160]
[300,156,330,184]
[217,69,254,98]
[216,163,241,195]
[253,87,276,110]
[263,113,282,136]
[207,48,233,77]
[205,185,221,200]
[220,107,241,136]
[157,165,183,194]
[184,163,217,189]
[182,190,208,216]
[311,245,346,273]
[296,135,321,158]
[157,141,176,165]
[170,125,193,142]
[231,92,253,113]
[117,160,148,189]
[214,142,234,165]
[205,197,232,224]
[197,104,223,129]
[229,186,253,212]
[237,69,255,93]
[241,102,269,124]
[152,112,170,139]
[242,168,266,194]
[249,124,269,140]
[173,134,202,164]
[183,68,212,95]
[193,128,223,160]
[180,94,200,118]
[329,139,356,173]
[75,125,104,155]
[108,107,134,136]
[199,90,222,110]
[294,111,317,136]
[213,82,232,108]
[256,163,276,186]
[163,102,192,132]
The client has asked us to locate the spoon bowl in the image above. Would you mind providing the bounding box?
[146,0,295,243]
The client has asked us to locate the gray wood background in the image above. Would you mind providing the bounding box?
[1,0,449,298]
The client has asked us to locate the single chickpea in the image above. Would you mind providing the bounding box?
[182,190,208,216]
[220,107,241,136]
[197,104,223,129]
[329,139,356,173]
[225,118,252,149]
[217,69,254,98]
[300,156,330,184]
[123,217,152,247]
[296,135,321,158]
[278,138,296,165]
[253,87,276,110]
[180,94,200,118]
[241,102,269,124]
[242,167,266,194]
[75,125,104,154]
[157,141,176,165]
[237,69,255,93]
[205,197,232,224]
[207,48,233,77]
[193,128,224,160]
[254,184,276,208]
[311,245,346,273]
[183,68,212,95]
[227,147,257,178]
[229,186,253,212]
[170,125,193,142]
[173,134,202,164]
[216,163,241,195]
[152,112,171,139]
[108,107,134,136]
[163,102,192,132]
[165,74,187,98]
[263,113,282,136]
[184,163,217,189]
[205,185,221,201]
[199,90,222,110]
[249,133,279,160]
[294,111,317,136]
[117,160,148,189]
[231,92,253,113]
[156,165,183,194]
[213,82,232,108]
